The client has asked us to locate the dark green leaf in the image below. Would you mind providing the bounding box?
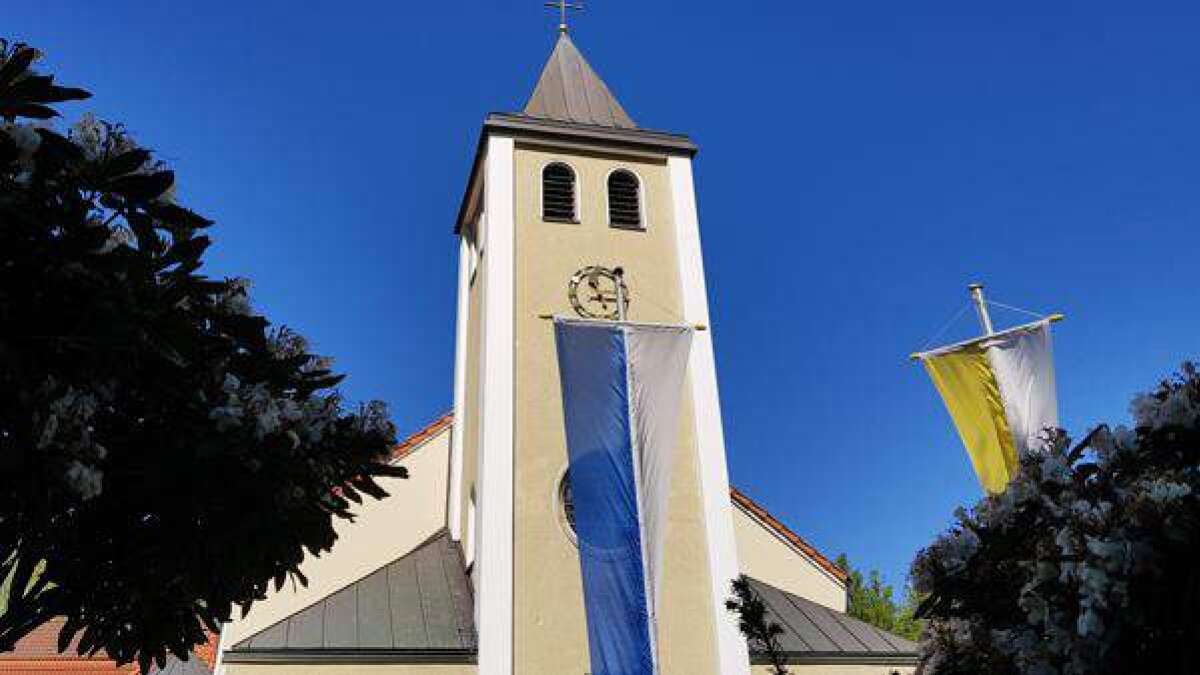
[0,102,57,119]
[33,128,83,163]
[109,170,174,202]
[0,129,17,164]
[372,464,409,479]
[162,235,211,268]
[147,203,214,228]
[57,616,83,654]
[105,148,151,178]
[0,47,36,87]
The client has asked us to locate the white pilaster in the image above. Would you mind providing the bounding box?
[477,135,515,675]
[448,236,471,541]
[668,155,751,675]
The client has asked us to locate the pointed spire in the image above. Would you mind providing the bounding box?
[523,33,637,129]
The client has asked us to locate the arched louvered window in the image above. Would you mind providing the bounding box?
[607,170,642,229]
[542,163,577,222]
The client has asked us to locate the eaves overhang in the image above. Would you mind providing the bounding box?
[222,648,477,666]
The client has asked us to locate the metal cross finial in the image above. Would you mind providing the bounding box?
[545,0,584,33]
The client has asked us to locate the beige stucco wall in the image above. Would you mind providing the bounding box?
[226,666,475,675]
[733,505,847,612]
[510,143,720,674]
[752,665,915,674]
[221,428,452,647]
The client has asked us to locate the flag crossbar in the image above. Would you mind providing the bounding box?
[537,313,707,331]
[910,313,1064,361]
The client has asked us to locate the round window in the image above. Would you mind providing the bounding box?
[557,469,577,541]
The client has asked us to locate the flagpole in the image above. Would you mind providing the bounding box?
[615,267,628,322]
[968,283,995,336]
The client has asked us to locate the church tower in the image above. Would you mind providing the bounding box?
[213,19,918,675]
[447,27,749,675]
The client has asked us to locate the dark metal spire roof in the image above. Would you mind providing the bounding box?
[523,33,636,129]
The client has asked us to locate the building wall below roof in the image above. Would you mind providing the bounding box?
[733,505,847,613]
[220,428,452,648]
[225,666,474,675]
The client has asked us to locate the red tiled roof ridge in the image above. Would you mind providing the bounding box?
[388,411,454,461]
[729,486,848,583]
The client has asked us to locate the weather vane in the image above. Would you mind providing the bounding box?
[545,0,584,33]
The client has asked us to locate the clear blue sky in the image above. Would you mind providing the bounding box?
[14,1,1200,587]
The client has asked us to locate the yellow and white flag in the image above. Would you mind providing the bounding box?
[917,319,1059,493]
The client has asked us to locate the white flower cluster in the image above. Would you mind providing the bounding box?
[3,121,43,184]
[71,113,140,162]
[208,373,343,450]
[217,278,253,316]
[915,366,1200,674]
[32,378,109,500]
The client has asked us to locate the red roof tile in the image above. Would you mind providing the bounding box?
[389,412,453,461]
[730,487,848,583]
[0,619,137,673]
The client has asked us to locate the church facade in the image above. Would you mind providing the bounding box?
[212,30,918,675]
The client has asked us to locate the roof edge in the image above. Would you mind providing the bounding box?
[750,653,920,666]
[486,113,696,154]
[730,487,849,584]
[389,411,453,462]
[223,648,477,665]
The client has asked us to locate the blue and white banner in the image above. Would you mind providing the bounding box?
[554,318,693,675]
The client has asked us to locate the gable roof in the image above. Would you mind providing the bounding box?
[746,577,918,666]
[523,33,637,129]
[226,529,476,665]
[731,487,848,584]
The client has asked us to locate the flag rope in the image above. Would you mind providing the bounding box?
[986,298,1052,320]
[916,302,971,353]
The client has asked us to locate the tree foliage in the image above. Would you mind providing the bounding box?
[0,40,404,670]
[726,575,790,675]
[836,554,923,642]
[912,364,1200,674]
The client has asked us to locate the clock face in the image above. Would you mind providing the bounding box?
[568,266,630,320]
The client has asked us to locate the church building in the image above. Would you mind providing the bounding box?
[211,26,918,675]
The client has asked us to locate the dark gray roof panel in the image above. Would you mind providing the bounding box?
[149,655,212,675]
[753,582,835,653]
[232,530,476,654]
[388,553,427,648]
[524,33,637,129]
[287,602,324,648]
[323,584,358,648]
[356,567,392,648]
[746,577,919,658]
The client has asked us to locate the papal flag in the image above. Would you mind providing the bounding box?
[916,319,1059,494]
[554,317,693,675]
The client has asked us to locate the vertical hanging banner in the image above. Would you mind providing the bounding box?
[554,318,692,675]
[918,319,1059,493]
